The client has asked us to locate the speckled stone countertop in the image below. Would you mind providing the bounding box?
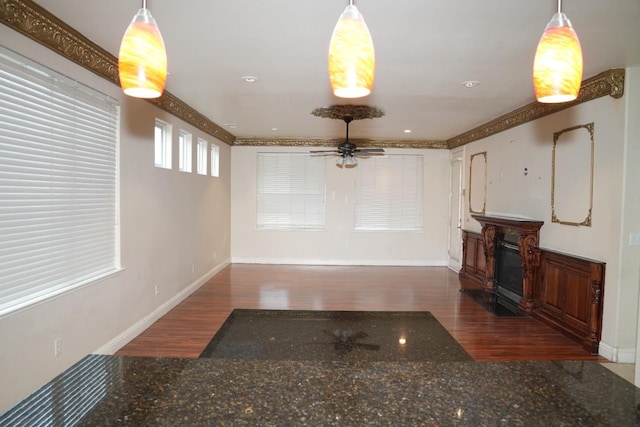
[2,355,639,426]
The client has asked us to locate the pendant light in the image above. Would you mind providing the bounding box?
[533,0,583,103]
[118,0,167,98]
[328,1,375,98]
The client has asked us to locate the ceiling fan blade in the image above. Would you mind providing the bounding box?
[355,148,385,153]
[310,150,339,153]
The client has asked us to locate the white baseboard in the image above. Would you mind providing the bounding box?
[599,342,636,363]
[230,257,447,267]
[93,259,231,355]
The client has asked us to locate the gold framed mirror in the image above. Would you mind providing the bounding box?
[469,151,487,215]
[551,123,594,226]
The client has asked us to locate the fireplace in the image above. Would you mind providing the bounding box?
[494,237,523,315]
[463,214,544,316]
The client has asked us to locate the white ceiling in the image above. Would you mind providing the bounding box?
[32,0,640,144]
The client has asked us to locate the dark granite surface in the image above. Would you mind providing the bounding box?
[200,309,472,362]
[2,310,639,425]
[1,355,639,426]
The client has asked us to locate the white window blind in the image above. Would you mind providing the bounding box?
[256,153,326,230]
[355,154,423,231]
[0,46,120,316]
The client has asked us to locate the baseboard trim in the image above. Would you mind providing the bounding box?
[93,259,231,355]
[230,257,447,267]
[599,342,636,363]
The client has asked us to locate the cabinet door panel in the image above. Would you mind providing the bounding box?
[476,241,486,275]
[465,237,477,269]
[563,268,591,328]
[541,263,564,315]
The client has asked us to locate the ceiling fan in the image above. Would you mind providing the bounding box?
[310,116,384,167]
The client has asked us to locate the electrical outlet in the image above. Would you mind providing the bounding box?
[213,251,217,260]
[54,338,62,357]
[154,284,160,296]
[630,233,640,246]
[192,264,195,273]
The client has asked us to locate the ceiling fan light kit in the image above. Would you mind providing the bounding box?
[533,0,583,103]
[328,1,375,98]
[310,108,385,167]
[118,0,167,99]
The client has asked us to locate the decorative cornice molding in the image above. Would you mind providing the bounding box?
[0,0,236,145]
[234,137,448,149]
[447,68,625,148]
[311,105,385,121]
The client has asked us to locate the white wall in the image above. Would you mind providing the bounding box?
[231,146,452,265]
[460,78,640,362]
[0,27,232,413]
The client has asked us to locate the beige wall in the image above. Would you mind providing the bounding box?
[230,146,452,265]
[460,80,640,362]
[0,26,232,412]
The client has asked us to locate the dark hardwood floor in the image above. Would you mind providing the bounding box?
[117,264,606,362]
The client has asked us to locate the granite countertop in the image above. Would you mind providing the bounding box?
[2,354,638,426]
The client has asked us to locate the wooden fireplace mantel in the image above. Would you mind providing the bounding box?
[471,214,544,315]
[461,214,605,353]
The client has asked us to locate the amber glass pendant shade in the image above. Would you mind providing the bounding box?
[328,4,375,98]
[533,11,583,103]
[118,7,167,99]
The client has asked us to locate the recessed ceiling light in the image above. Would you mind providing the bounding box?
[226,124,238,129]
[271,127,279,131]
[462,80,479,88]
[241,75,259,83]
[403,129,412,133]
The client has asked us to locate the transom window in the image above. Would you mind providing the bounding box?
[197,138,208,175]
[210,143,219,177]
[154,119,172,169]
[178,130,192,172]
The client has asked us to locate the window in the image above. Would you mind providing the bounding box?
[196,138,208,175]
[256,153,326,230]
[154,119,172,169]
[178,130,192,172]
[210,143,220,177]
[355,154,423,231]
[0,46,119,315]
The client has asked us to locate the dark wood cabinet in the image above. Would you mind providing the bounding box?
[534,250,605,354]
[459,230,486,291]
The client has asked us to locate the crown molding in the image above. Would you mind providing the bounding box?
[446,68,625,148]
[233,137,448,149]
[0,0,236,145]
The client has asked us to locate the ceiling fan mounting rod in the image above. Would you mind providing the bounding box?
[344,116,353,142]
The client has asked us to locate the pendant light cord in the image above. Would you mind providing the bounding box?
[557,0,562,13]
[142,0,147,9]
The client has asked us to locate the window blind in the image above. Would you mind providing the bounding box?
[0,46,120,316]
[355,154,423,231]
[256,153,326,230]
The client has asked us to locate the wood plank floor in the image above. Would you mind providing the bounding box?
[117,264,606,362]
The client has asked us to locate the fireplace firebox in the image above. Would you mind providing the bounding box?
[494,237,523,315]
